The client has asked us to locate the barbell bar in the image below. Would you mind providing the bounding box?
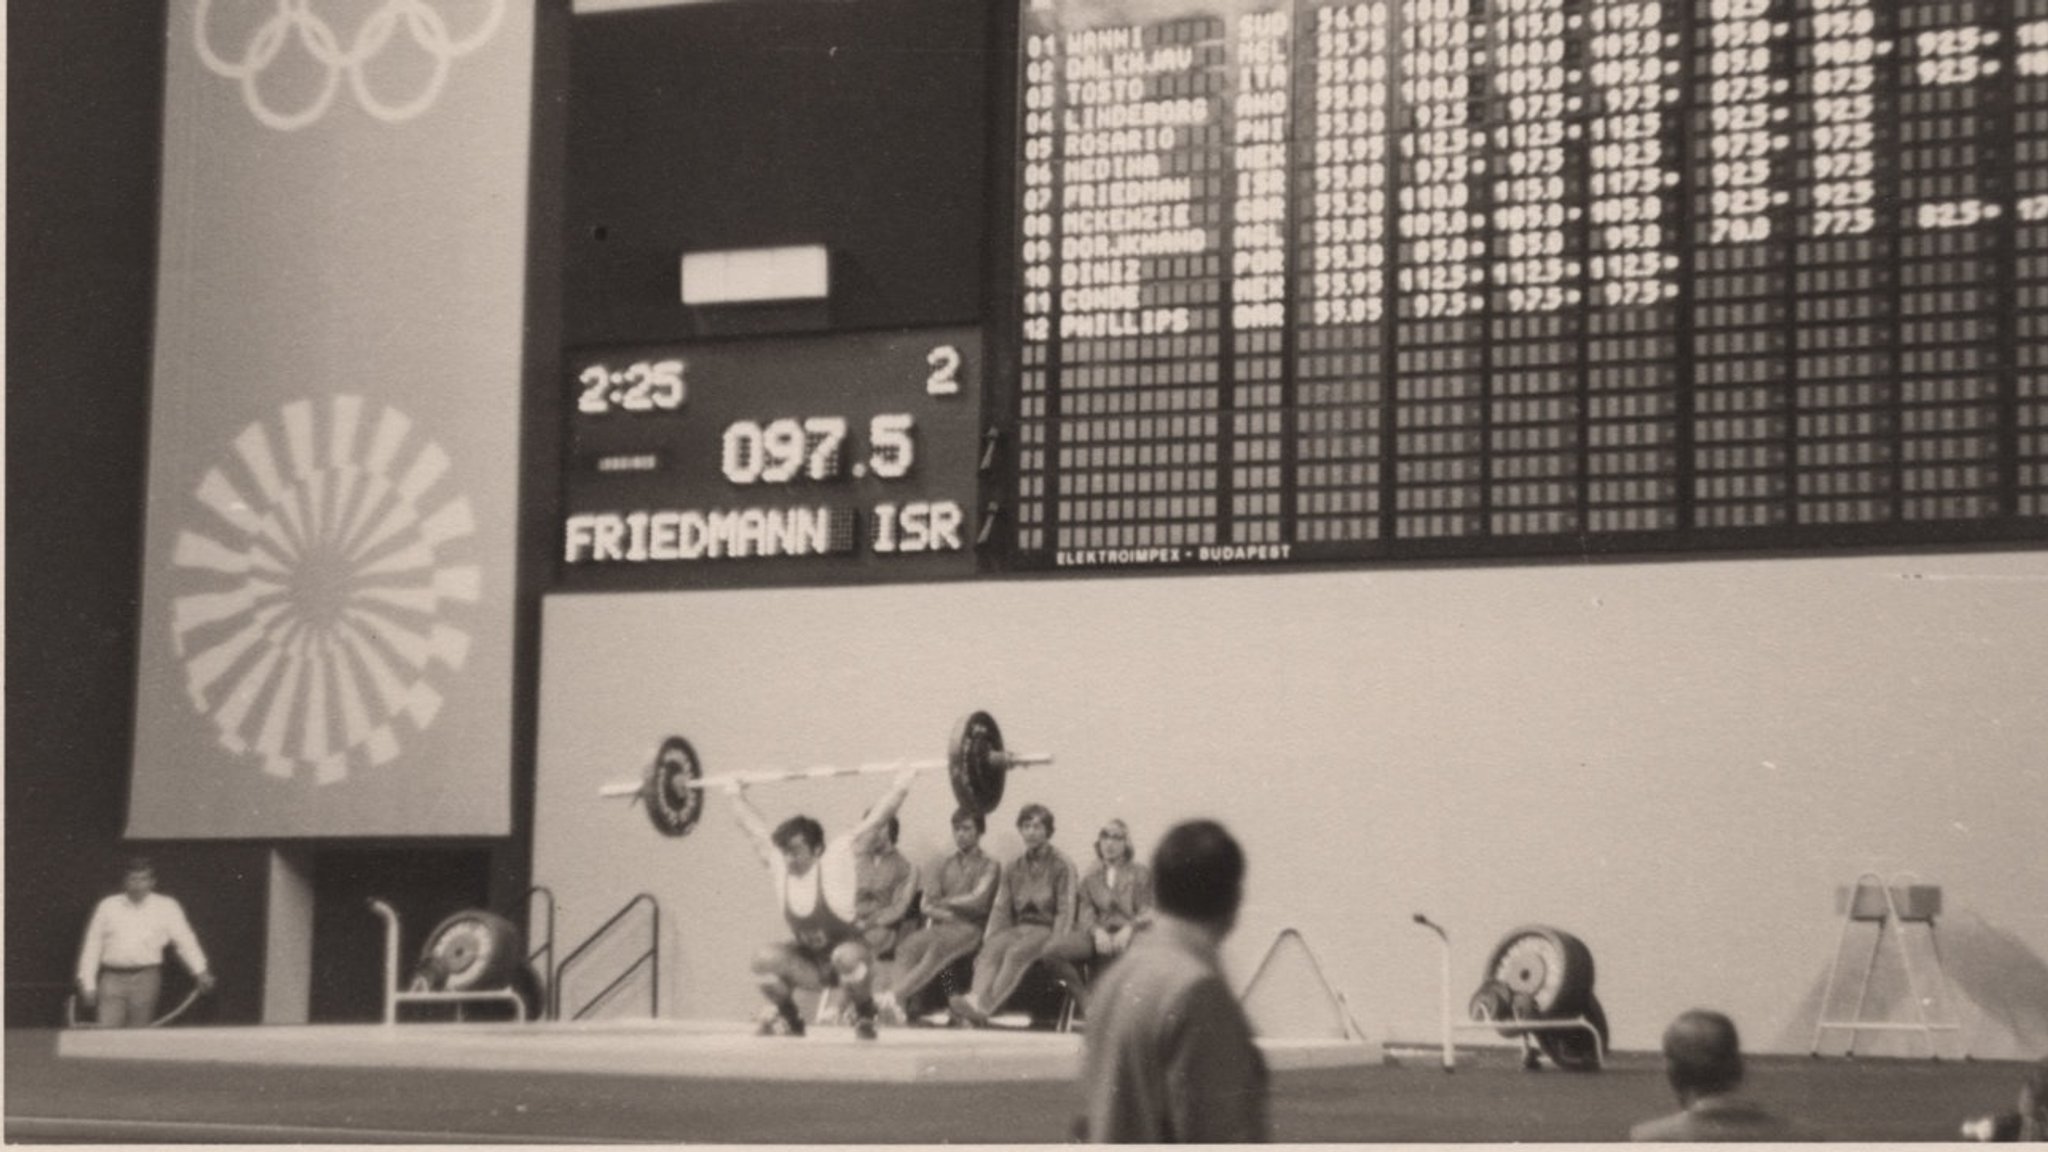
[597,710,1054,838]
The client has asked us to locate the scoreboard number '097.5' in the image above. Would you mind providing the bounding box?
[720,413,915,483]
[558,330,983,587]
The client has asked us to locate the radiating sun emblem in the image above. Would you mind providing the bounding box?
[170,396,479,784]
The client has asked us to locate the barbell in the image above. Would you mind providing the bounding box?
[598,710,1054,838]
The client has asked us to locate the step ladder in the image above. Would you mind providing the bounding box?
[1809,872,1967,1059]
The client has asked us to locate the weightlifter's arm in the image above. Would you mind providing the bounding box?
[847,767,922,852]
[725,783,780,869]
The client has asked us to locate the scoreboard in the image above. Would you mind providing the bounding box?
[1003,0,2048,569]
[560,329,983,589]
[556,0,2048,588]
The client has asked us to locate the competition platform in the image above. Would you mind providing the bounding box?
[56,1018,1374,1083]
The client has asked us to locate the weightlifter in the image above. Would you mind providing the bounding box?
[727,766,920,1040]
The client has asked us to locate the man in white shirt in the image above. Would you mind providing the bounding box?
[75,857,215,1027]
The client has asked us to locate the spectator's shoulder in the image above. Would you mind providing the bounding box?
[1184,965,1243,1010]
[1141,930,1225,989]
[1630,1100,1817,1144]
[1153,964,1251,1049]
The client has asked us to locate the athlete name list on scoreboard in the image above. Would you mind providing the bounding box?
[1006,0,2048,571]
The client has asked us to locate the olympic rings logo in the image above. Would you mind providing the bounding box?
[195,0,506,131]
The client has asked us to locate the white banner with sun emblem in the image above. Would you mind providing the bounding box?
[129,1,531,837]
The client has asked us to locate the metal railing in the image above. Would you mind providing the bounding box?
[553,892,660,1021]
[512,885,557,1021]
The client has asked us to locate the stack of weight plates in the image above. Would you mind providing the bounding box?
[1466,925,1608,1071]
[414,909,545,1021]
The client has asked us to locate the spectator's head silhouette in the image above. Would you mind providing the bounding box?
[1151,819,1246,933]
[1662,1009,1744,1104]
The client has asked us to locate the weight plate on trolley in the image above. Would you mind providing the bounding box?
[1483,925,1595,1018]
[1468,979,1520,1037]
[647,735,704,838]
[948,710,1007,816]
[510,963,547,1021]
[417,909,523,992]
[1509,989,1541,1031]
[1535,994,1608,1072]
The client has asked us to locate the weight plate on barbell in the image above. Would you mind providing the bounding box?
[647,735,704,838]
[948,710,1006,816]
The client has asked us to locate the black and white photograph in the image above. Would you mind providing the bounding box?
[8,0,2048,1141]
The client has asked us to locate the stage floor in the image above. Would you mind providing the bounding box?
[55,1016,1377,1083]
[15,1026,2033,1143]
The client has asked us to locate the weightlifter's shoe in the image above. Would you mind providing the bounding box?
[756,1006,806,1037]
[853,1014,878,1041]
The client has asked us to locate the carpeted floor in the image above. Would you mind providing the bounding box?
[4,1028,2034,1143]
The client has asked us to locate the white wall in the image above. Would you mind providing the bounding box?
[534,550,2048,1052]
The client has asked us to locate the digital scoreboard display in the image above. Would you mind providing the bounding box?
[560,328,982,589]
[1004,0,2048,568]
